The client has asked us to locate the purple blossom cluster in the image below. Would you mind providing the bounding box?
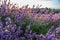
[0,16,56,40]
[0,0,60,40]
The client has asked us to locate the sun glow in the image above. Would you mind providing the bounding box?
[0,0,60,9]
[9,0,52,8]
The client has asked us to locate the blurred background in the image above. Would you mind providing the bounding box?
[0,0,60,40]
[0,0,60,8]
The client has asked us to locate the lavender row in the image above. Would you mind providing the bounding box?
[0,0,60,40]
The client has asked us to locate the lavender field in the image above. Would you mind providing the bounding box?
[0,0,60,40]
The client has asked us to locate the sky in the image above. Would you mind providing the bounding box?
[0,0,60,9]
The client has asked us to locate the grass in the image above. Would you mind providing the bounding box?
[30,22,52,35]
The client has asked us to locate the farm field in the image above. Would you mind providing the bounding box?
[0,0,60,40]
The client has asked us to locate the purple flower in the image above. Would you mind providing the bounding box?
[20,37,25,40]
[32,32,37,38]
[0,22,3,28]
[26,25,30,30]
[1,5,6,16]
[0,31,4,37]
[46,33,55,40]
[10,26,16,33]
[5,17,12,24]
[24,33,29,38]
[14,38,20,40]
[15,28,23,36]
[56,27,60,33]
[51,36,55,40]
[5,17,11,21]
[39,34,45,40]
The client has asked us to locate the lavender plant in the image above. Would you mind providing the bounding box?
[0,0,60,40]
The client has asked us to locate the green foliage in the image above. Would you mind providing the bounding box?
[21,16,30,31]
[1,15,10,27]
[53,9,60,13]
[30,22,52,35]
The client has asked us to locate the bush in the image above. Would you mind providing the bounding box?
[30,22,52,35]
